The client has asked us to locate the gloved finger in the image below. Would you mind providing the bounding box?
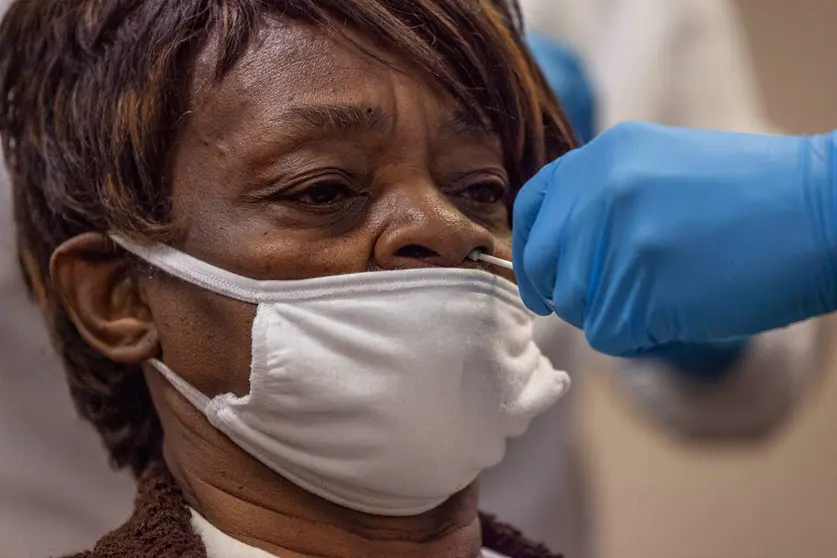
[522,175,568,310]
[542,207,588,332]
[513,161,558,315]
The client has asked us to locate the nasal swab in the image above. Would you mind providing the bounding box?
[468,250,514,270]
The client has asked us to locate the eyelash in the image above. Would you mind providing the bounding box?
[290,179,359,207]
[455,178,509,205]
[266,174,508,213]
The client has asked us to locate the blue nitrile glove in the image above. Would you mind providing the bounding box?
[525,37,744,377]
[526,33,597,145]
[513,122,837,358]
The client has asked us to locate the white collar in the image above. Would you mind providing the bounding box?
[190,508,275,558]
[190,508,508,558]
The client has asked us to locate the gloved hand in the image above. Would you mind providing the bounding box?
[526,33,596,144]
[513,122,837,357]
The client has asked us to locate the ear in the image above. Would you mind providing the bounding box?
[50,232,158,364]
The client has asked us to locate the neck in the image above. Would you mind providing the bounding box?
[152,376,483,558]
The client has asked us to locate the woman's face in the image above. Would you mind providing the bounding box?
[141,19,514,399]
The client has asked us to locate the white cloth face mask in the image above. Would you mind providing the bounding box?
[110,234,571,516]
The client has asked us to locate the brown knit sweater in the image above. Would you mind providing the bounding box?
[65,461,563,558]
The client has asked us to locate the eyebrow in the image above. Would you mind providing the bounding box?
[268,104,493,140]
[438,109,495,140]
[269,104,391,138]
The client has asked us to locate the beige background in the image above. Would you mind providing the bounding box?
[588,2,837,557]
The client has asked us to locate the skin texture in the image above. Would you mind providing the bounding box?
[51,20,516,558]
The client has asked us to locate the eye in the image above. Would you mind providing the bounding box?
[461,180,507,204]
[295,180,354,206]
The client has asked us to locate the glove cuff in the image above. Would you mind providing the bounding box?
[804,132,837,313]
[641,339,750,382]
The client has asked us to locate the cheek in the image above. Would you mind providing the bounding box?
[494,228,512,258]
[493,230,515,284]
[184,204,377,280]
[146,276,256,397]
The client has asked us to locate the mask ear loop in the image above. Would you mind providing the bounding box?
[468,250,514,270]
[147,359,213,413]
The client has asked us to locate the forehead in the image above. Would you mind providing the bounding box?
[185,19,454,144]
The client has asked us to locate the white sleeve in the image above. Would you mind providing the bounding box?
[609,318,830,441]
[664,0,774,133]
[594,0,773,133]
[517,0,598,56]
[520,0,776,134]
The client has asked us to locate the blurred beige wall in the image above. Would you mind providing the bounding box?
[738,0,837,134]
[587,2,837,557]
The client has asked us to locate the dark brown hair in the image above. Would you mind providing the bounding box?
[0,0,574,476]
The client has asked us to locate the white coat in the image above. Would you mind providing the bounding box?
[479,2,821,558]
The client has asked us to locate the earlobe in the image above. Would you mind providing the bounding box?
[50,232,159,364]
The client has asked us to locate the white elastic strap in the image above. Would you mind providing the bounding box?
[110,233,267,303]
[110,233,524,305]
[148,359,212,413]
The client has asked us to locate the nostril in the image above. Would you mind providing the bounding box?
[396,244,440,260]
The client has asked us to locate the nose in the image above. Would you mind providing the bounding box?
[373,182,496,270]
